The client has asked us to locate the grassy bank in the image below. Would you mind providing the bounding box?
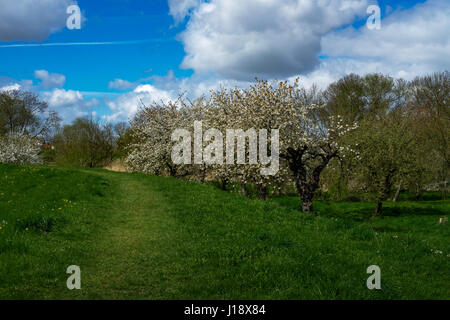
[0,164,448,299]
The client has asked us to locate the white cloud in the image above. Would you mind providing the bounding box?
[167,0,448,90]
[288,58,402,90]
[35,70,66,89]
[0,0,75,41]
[0,83,21,92]
[168,0,202,23]
[43,88,98,123]
[175,0,369,80]
[104,84,175,122]
[0,75,97,124]
[44,88,83,108]
[0,79,35,92]
[108,79,136,90]
[321,0,450,79]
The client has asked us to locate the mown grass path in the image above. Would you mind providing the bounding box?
[73,170,179,299]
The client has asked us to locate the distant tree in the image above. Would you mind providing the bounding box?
[322,73,366,123]
[353,114,417,216]
[53,118,115,168]
[0,89,60,141]
[408,71,449,199]
[113,122,134,159]
[114,121,129,138]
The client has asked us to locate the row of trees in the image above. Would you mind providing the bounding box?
[1,71,448,215]
[323,72,449,213]
[126,72,448,215]
[126,80,357,213]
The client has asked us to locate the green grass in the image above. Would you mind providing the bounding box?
[0,163,449,299]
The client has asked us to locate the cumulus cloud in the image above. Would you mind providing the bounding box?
[0,78,35,92]
[42,88,98,123]
[44,88,83,108]
[104,84,175,122]
[40,0,450,124]
[35,70,66,89]
[108,79,136,90]
[168,0,202,23]
[320,0,450,79]
[168,0,449,89]
[174,0,369,80]
[0,0,75,41]
[0,75,97,123]
[289,58,407,90]
[0,83,21,92]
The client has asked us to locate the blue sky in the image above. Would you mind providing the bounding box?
[0,0,188,91]
[0,0,447,123]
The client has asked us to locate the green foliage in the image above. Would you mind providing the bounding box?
[53,118,115,168]
[114,126,135,159]
[40,145,56,164]
[322,72,449,214]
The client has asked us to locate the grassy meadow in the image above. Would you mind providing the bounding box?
[0,163,448,299]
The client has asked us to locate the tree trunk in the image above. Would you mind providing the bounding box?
[442,179,447,200]
[168,166,176,177]
[282,146,336,215]
[374,199,383,216]
[415,190,422,200]
[199,167,206,183]
[374,172,394,216]
[393,179,402,202]
[295,178,315,213]
[301,194,313,213]
[258,184,267,201]
[221,179,228,191]
[240,182,248,197]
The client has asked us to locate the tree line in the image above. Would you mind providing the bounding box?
[0,71,448,215]
[126,72,449,215]
[0,89,128,168]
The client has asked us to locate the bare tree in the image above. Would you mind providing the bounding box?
[0,89,60,140]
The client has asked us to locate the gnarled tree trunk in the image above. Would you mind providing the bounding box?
[374,199,383,216]
[300,193,313,213]
[283,146,337,214]
[220,179,228,191]
[240,182,248,197]
[374,171,395,216]
[257,184,267,201]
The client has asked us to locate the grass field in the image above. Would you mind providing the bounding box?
[0,163,448,299]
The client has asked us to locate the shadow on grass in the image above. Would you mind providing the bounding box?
[269,195,448,221]
[382,206,447,217]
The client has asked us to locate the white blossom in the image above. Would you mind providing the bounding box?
[0,133,42,165]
